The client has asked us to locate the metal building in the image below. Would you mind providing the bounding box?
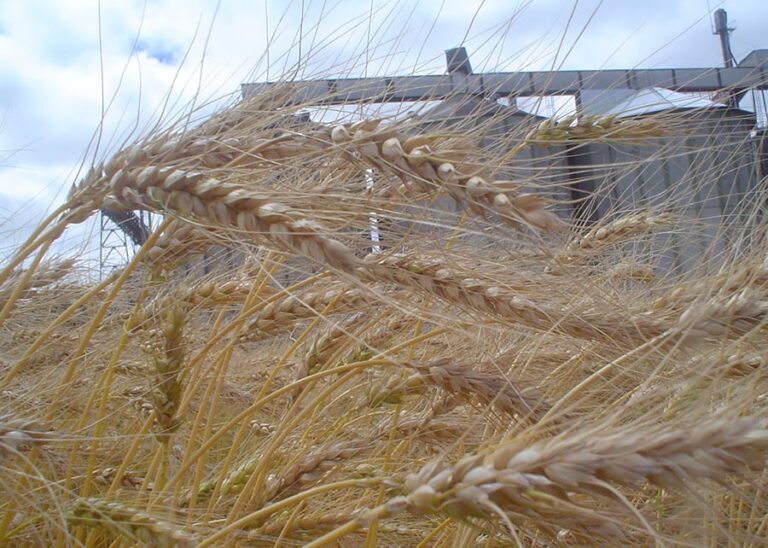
[570,89,762,271]
[240,45,768,273]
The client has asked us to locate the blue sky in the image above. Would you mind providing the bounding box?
[1,0,767,263]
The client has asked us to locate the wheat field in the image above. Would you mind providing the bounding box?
[2,8,768,546]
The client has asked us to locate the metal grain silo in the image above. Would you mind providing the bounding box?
[569,88,762,273]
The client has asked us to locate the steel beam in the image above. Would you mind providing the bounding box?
[242,66,768,105]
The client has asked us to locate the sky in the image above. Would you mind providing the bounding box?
[1,0,767,267]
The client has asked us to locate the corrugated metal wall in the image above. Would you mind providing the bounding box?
[414,97,764,273]
[570,109,762,272]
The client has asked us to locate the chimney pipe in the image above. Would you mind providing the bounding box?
[713,8,736,68]
[445,47,472,75]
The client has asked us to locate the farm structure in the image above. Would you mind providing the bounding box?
[242,47,768,272]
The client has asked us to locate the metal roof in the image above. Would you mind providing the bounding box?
[417,95,527,123]
[580,87,726,118]
[739,49,768,68]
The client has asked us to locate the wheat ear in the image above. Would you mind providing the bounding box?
[365,253,664,341]
[405,359,550,420]
[201,439,366,501]
[239,285,369,342]
[676,290,768,340]
[530,114,665,143]
[67,497,196,547]
[310,416,768,545]
[331,121,565,232]
[100,166,361,274]
[0,415,55,458]
[554,212,674,265]
[142,220,215,271]
[147,307,186,440]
